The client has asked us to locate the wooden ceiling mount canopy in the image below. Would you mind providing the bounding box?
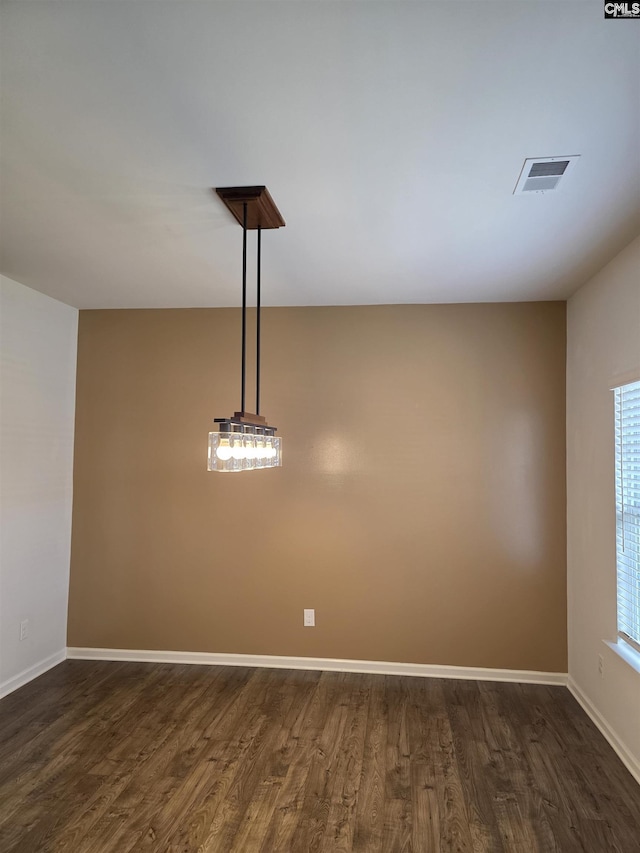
[215,186,285,230]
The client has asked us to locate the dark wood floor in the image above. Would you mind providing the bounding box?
[0,662,639,852]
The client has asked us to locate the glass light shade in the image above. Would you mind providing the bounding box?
[208,427,282,472]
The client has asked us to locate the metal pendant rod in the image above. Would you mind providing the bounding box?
[241,202,247,414]
[256,227,261,415]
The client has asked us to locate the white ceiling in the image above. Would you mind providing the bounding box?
[1,1,639,309]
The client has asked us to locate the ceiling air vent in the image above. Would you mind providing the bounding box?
[514,155,580,195]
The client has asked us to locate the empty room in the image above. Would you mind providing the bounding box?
[1,1,639,851]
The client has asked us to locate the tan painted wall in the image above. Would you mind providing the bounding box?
[68,303,567,671]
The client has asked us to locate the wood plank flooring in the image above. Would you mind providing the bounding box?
[0,661,639,852]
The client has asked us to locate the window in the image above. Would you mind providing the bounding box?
[614,379,640,652]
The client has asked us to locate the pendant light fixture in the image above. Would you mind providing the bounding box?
[208,186,285,473]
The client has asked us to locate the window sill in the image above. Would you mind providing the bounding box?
[604,639,640,676]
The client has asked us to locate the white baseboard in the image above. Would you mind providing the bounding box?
[568,677,640,786]
[66,647,567,686]
[0,649,67,700]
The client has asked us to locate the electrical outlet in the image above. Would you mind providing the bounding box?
[303,609,315,627]
[598,654,604,678]
[19,619,29,641]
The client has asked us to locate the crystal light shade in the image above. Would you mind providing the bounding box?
[208,424,282,473]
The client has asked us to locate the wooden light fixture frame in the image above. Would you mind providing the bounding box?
[214,186,285,428]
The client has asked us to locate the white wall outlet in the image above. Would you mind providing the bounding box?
[598,653,604,678]
[19,619,29,641]
[303,608,315,627]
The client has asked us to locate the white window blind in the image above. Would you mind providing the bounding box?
[614,379,640,652]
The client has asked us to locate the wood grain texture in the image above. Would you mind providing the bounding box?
[215,186,285,229]
[0,661,638,853]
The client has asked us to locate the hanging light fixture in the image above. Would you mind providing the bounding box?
[208,186,285,473]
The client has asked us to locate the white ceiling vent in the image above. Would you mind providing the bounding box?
[514,155,580,195]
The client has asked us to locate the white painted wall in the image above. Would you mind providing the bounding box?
[567,235,640,781]
[0,275,78,695]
